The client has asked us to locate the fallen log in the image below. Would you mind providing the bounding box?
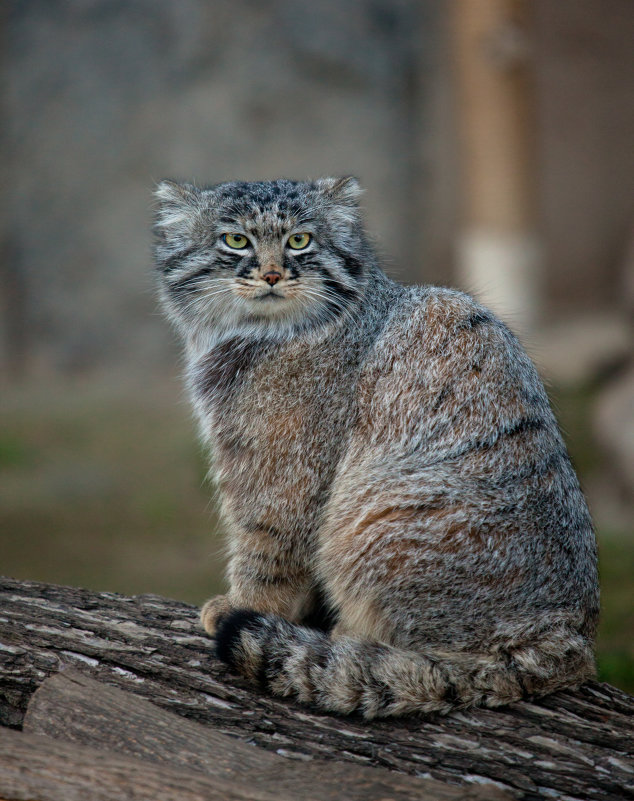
[0,576,632,801]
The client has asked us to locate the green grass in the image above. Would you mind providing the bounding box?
[0,436,34,468]
[596,534,634,692]
[1,376,225,604]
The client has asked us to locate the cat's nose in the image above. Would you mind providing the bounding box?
[262,270,282,286]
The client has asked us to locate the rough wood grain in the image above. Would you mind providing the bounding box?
[0,727,281,801]
[23,671,499,801]
[1,576,633,801]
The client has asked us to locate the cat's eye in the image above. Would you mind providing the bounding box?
[287,233,312,250]
[223,233,249,249]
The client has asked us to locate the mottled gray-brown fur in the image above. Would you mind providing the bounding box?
[154,177,598,719]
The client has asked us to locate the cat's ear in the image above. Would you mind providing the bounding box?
[315,176,363,207]
[153,180,201,241]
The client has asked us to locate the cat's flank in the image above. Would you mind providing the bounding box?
[154,177,598,719]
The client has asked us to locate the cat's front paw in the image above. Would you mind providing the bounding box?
[200,594,234,636]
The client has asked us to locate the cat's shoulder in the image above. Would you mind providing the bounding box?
[374,284,516,359]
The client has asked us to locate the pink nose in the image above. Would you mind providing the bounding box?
[262,270,282,286]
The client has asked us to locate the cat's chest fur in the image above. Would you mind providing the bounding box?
[189,333,361,536]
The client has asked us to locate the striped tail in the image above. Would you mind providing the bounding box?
[214,610,595,719]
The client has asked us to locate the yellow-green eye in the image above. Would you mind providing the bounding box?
[287,233,312,250]
[223,233,249,249]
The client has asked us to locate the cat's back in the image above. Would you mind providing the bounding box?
[356,284,552,445]
[353,285,589,531]
[321,284,599,643]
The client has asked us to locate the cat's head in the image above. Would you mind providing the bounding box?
[153,177,372,341]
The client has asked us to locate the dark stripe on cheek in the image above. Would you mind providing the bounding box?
[322,274,358,304]
[161,245,198,273]
[329,244,363,277]
[316,272,360,323]
[169,266,213,293]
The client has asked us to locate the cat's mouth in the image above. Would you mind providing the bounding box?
[253,290,285,301]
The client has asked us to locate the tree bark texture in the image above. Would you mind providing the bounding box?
[0,577,632,801]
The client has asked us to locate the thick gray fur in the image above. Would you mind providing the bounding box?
[154,177,599,719]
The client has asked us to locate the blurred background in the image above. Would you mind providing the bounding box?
[1,0,632,691]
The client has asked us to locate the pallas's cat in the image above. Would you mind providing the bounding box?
[154,177,598,718]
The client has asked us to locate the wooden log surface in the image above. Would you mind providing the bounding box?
[2,727,459,801]
[1,576,633,801]
[0,727,280,801]
[16,670,499,801]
